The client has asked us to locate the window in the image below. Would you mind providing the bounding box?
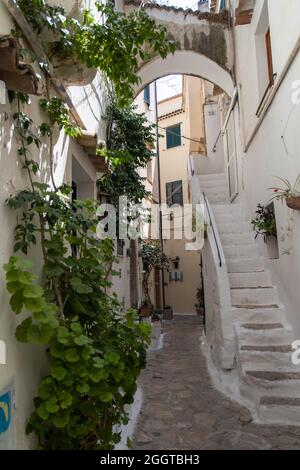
[166,180,183,206]
[117,238,125,256]
[265,28,274,83]
[255,1,274,104]
[144,85,150,106]
[166,124,181,149]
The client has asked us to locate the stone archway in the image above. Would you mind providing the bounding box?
[121,1,235,97]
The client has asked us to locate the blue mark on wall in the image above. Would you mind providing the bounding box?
[0,391,11,435]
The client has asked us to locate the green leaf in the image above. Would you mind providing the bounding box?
[74,334,90,346]
[51,366,67,381]
[60,391,73,409]
[104,351,120,365]
[70,277,93,294]
[27,323,52,344]
[10,292,24,314]
[39,377,54,400]
[65,348,80,363]
[36,403,49,420]
[46,397,59,414]
[99,391,114,403]
[23,284,44,298]
[52,412,70,428]
[76,383,90,394]
[15,317,32,342]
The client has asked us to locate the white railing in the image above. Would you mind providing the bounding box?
[190,174,235,370]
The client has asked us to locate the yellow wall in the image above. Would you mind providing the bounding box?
[158,76,205,314]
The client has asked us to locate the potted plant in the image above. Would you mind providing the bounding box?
[269,175,300,210]
[251,204,277,242]
[152,309,163,322]
[140,299,152,318]
[251,203,279,259]
[141,241,170,316]
[163,305,173,321]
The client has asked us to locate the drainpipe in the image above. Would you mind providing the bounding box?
[154,80,166,309]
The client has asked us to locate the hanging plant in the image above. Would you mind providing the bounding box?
[269,175,300,211]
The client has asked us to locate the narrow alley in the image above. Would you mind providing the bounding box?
[134,315,300,450]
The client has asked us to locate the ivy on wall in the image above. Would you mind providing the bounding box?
[16,1,175,106]
[5,93,151,449]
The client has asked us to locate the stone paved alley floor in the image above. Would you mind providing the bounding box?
[133,315,300,450]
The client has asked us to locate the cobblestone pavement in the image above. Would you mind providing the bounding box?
[133,315,300,450]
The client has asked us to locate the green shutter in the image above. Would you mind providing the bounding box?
[166,124,181,149]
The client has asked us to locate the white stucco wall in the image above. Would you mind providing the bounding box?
[233,0,300,335]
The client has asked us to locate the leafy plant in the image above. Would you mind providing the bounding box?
[269,175,300,202]
[97,102,156,207]
[39,97,82,138]
[251,203,277,242]
[17,1,175,106]
[141,241,169,307]
[5,93,151,450]
[195,287,204,310]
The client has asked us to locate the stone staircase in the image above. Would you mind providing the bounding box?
[199,173,300,425]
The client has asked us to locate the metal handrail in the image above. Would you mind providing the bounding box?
[203,192,222,268]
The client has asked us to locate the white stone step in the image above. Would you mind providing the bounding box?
[232,306,286,323]
[214,212,246,224]
[224,244,259,259]
[259,396,300,424]
[229,271,272,288]
[212,203,244,215]
[198,173,227,181]
[236,322,293,345]
[238,344,292,367]
[242,368,300,396]
[206,193,229,204]
[231,287,279,307]
[218,221,251,235]
[200,180,228,190]
[227,257,264,273]
[220,233,254,246]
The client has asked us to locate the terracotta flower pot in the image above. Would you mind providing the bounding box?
[141,305,152,318]
[163,306,173,320]
[286,196,300,211]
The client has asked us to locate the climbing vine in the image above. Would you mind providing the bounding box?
[16,0,175,106]
[98,102,156,207]
[5,93,151,449]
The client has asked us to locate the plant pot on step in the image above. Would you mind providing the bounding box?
[140,304,152,318]
[286,196,300,211]
[163,305,173,320]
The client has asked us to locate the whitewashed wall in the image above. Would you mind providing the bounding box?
[233,0,300,335]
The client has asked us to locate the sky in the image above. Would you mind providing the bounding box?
[156,0,200,10]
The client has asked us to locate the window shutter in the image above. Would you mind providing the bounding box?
[172,181,183,206]
[144,85,150,105]
[166,182,172,206]
[166,124,181,149]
